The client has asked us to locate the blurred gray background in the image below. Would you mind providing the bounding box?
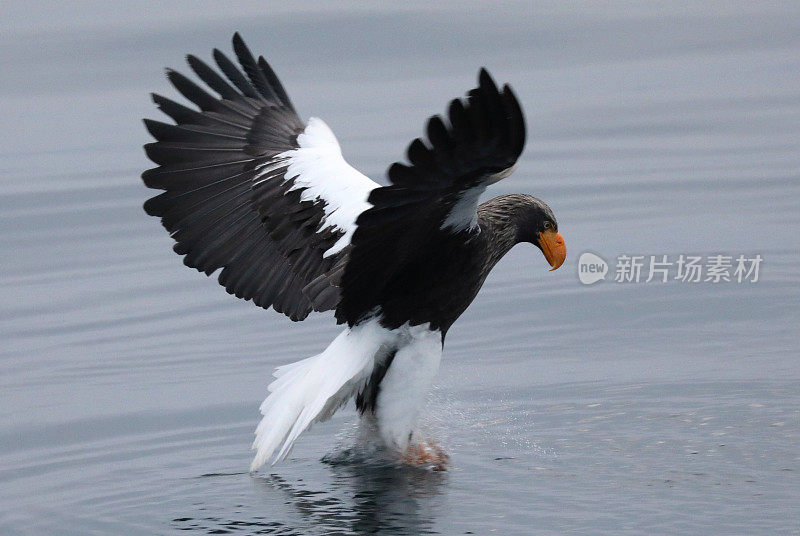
[1,2,798,535]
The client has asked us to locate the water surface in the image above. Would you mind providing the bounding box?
[1,2,799,534]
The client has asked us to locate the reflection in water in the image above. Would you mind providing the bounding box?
[172,453,447,535]
[262,458,447,536]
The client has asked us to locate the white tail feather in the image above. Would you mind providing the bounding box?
[250,320,392,470]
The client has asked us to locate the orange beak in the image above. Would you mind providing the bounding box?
[537,229,566,271]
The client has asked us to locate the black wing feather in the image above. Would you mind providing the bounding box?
[232,32,280,104]
[213,48,262,101]
[336,69,526,326]
[142,34,352,321]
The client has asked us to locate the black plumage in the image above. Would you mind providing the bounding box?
[143,34,567,467]
[142,34,559,333]
[336,70,528,331]
[142,33,345,321]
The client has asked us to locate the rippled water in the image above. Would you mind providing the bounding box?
[2,2,799,534]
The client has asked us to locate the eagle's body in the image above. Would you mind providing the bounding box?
[142,34,565,470]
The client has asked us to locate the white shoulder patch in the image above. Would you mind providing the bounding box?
[486,162,517,184]
[274,117,378,257]
[440,184,486,233]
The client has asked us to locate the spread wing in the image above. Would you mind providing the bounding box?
[336,69,525,325]
[142,33,377,321]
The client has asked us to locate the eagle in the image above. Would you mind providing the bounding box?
[142,33,566,470]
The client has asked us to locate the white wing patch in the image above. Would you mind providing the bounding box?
[439,162,517,233]
[269,117,378,257]
[440,184,486,233]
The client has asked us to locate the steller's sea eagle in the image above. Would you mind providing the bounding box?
[142,33,566,470]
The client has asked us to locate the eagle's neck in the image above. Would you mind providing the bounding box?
[476,197,526,276]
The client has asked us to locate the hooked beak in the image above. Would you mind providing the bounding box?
[537,229,566,271]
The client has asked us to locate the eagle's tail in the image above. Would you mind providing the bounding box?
[250,320,390,470]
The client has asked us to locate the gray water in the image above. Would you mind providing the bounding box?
[2,2,799,534]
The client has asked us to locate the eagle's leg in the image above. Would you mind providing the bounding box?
[404,438,450,470]
[372,325,448,468]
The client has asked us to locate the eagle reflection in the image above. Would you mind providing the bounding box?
[254,456,447,535]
